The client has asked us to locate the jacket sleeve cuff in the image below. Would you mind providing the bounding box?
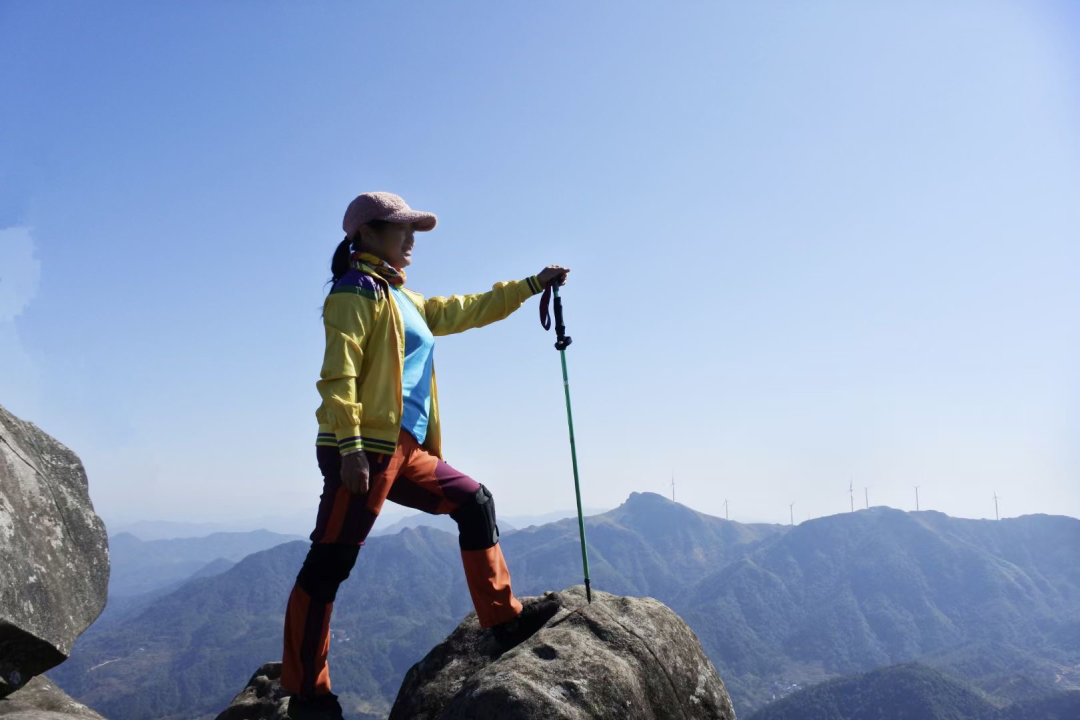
[335,428,364,454]
[524,275,545,296]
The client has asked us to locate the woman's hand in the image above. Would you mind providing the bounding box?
[340,450,370,495]
[537,265,570,287]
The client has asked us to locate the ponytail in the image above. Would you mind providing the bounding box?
[329,236,352,288]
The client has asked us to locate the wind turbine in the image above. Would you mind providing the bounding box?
[849,479,854,513]
[670,472,675,503]
[723,498,729,521]
[789,502,795,526]
[864,486,869,509]
[993,491,1000,521]
[914,485,921,512]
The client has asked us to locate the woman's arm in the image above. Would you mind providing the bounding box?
[423,265,569,336]
[315,293,375,453]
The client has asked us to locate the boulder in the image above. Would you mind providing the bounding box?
[0,674,105,719]
[0,406,109,699]
[214,662,289,720]
[214,662,384,720]
[390,586,736,720]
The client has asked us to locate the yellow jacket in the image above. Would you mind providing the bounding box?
[315,256,545,459]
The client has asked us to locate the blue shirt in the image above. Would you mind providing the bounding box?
[389,285,435,444]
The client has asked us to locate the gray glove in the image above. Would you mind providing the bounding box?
[340,450,370,495]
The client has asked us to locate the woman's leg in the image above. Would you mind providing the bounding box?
[387,431,523,628]
[280,444,404,697]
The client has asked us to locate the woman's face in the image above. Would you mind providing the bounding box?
[360,221,416,269]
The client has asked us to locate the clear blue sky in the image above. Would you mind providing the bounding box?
[2,1,1078,527]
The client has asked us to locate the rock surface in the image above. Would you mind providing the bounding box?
[214,662,385,720]
[214,662,289,720]
[390,586,736,720]
[0,674,105,719]
[0,406,109,699]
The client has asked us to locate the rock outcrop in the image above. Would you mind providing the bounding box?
[218,587,735,719]
[0,673,105,719]
[215,662,385,720]
[0,406,109,699]
[214,662,290,720]
[390,586,735,720]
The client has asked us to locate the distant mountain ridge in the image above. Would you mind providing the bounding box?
[368,506,610,537]
[746,662,1080,720]
[103,504,597,542]
[107,529,304,597]
[677,506,1080,708]
[107,506,422,541]
[504,491,786,603]
[47,493,1080,719]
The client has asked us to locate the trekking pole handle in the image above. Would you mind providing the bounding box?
[553,286,572,351]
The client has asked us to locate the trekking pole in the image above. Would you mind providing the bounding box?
[540,281,592,603]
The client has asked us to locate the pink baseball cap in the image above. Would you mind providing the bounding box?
[342,191,437,237]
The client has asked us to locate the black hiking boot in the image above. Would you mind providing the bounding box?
[286,690,344,720]
[491,595,561,651]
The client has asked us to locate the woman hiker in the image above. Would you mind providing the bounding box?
[280,191,569,714]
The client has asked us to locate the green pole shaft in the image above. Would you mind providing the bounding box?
[555,289,591,602]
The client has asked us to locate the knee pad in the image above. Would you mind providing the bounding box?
[450,483,500,551]
[296,543,360,604]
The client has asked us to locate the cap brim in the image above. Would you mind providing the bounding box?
[382,210,437,232]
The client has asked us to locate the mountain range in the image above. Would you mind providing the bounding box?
[745,662,1080,720]
[677,505,1080,707]
[107,529,305,597]
[47,493,1080,719]
[105,506,609,542]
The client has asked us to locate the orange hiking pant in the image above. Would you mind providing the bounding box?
[280,430,523,698]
